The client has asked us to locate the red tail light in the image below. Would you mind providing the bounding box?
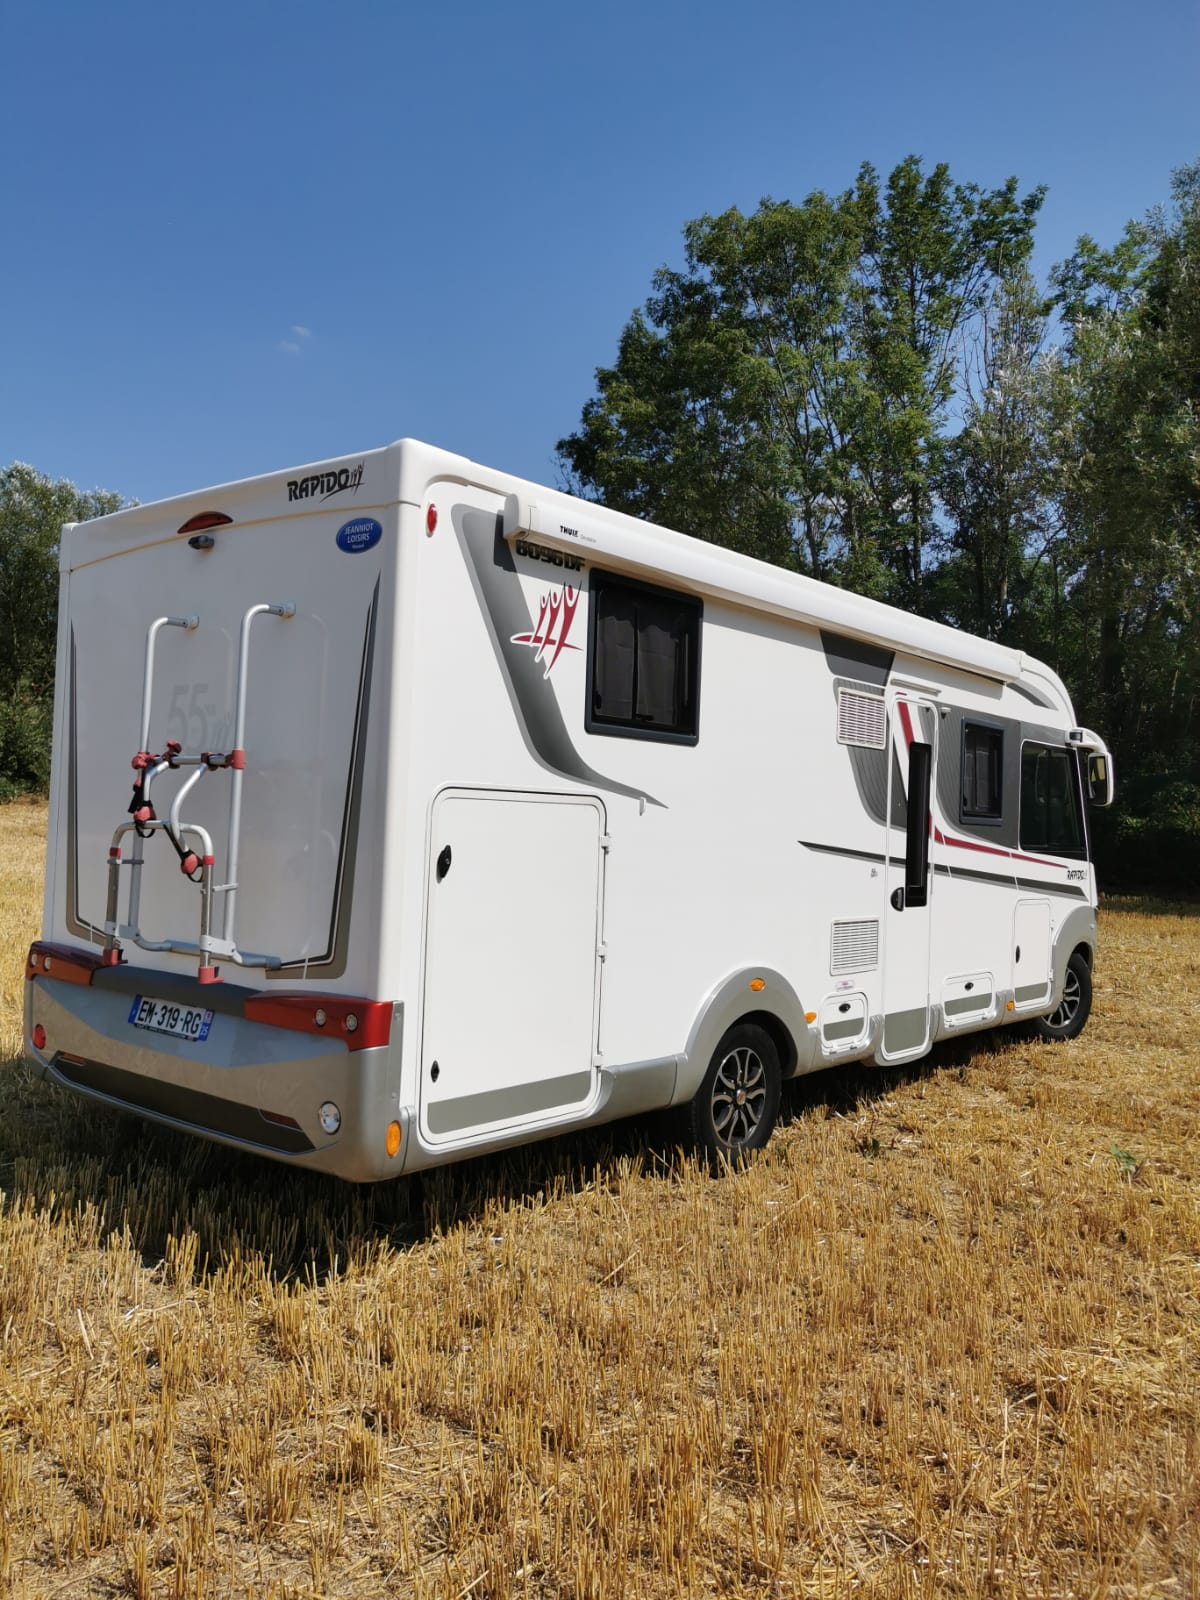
[243,994,392,1052]
[25,941,108,986]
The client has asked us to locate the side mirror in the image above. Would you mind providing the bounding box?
[1086,751,1115,807]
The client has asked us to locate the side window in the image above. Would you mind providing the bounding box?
[587,571,701,743]
[1021,744,1086,858]
[961,722,1004,822]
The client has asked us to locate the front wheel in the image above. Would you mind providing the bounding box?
[1035,950,1093,1042]
[687,1022,781,1167]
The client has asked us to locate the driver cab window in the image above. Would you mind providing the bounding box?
[1020,744,1086,858]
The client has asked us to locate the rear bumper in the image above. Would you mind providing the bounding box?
[24,967,407,1182]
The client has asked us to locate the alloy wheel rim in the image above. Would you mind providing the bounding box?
[712,1045,767,1146]
[1048,967,1081,1030]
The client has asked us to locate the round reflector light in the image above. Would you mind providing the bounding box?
[32,1024,46,1050]
[426,503,438,536]
[386,1120,402,1158]
[319,1101,341,1135]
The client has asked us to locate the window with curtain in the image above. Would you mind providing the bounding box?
[588,571,701,742]
[962,722,1004,821]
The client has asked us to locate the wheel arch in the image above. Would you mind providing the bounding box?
[1049,903,1098,1008]
[739,1010,797,1079]
[675,967,815,1107]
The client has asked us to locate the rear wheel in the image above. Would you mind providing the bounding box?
[1035,951,1092,1042]
[688,1022,781,1166]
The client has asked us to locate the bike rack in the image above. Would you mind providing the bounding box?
[103,601,295,983]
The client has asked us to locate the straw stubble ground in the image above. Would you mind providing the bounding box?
[0,800,1197,1598]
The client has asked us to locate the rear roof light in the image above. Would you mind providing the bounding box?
[243,994,392,1052]
[177,511,233,535]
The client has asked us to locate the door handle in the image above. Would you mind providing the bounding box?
[436,845,452,883]
[890,887,905,911]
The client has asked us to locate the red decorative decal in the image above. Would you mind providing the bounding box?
[511,585,581,677]
[933,825,1063,870]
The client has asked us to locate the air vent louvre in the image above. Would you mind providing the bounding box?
[830,919,880,975]
[837,688,886,748]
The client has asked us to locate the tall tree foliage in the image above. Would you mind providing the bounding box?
[0,464,122,793]
[1050,168,1200,767]
[931,268,1056,646]
[558,157,1045,606]
[850,162,1045,609]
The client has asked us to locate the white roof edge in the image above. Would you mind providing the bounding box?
[486,474,1026,686]
[61,435,1051,692]
[411,440,1086,701]
[71,442,400,534]
[402,437,1024,685]
[1020,660,1076,719]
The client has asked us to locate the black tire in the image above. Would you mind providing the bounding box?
[687,1022,782,1167]
[1035,950,1093,1042]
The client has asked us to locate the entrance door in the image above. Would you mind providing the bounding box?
[419,790,606,1144]
[880,696,937,1060]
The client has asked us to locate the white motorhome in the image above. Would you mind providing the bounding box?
[24,440,1114,1179]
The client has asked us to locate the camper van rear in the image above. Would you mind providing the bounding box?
[25,438,1114,1181]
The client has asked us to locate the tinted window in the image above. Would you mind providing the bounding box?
[962,722,1004,820]
[588,572,701,742]
[1021,744,1085,857]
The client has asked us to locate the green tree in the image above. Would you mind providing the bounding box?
[850,160,1045,608]
[0,463,123,792]
[559,191,868,578]
[558,157,1045,606]
[1046,162,1200,886]
[1049,164,1200,764]
[931,268,1056,645]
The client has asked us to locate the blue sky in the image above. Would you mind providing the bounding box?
[2,0,1196,506]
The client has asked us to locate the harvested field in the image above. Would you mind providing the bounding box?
[0,799,1197,1598]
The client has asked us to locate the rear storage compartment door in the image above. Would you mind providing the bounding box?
[420,790,605,1145]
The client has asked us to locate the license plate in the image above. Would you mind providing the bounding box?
[128,995,214,1042]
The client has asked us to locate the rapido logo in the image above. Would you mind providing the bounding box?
[287,461,365,503]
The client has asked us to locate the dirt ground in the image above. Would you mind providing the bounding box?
[1,801,1197,1597]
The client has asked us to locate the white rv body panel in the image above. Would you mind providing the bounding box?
[25,439,1110,1181]
[45,446,398,993]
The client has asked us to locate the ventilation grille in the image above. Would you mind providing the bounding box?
[838,688,886,748]
[830,919,880,975]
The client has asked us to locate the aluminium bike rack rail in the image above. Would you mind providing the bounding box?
[102,601,295,984]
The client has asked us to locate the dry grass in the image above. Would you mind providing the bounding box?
[1,799,1197,1598]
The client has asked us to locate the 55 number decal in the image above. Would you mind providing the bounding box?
[164,683,232,751]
